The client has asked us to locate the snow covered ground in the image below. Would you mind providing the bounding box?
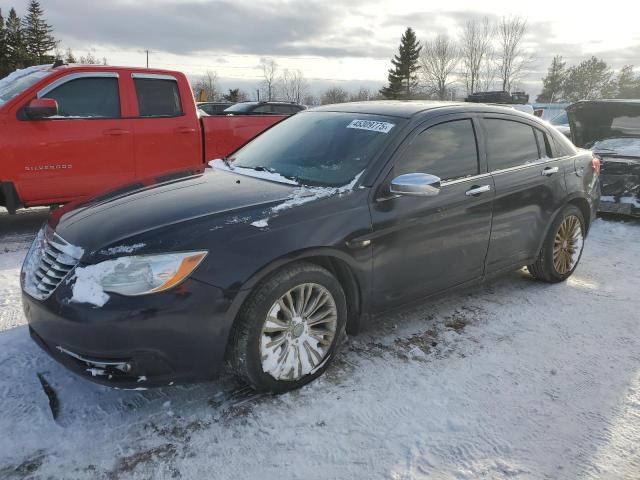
[1,207,639,479]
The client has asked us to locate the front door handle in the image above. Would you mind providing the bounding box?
[465,184,491,196]
[542,166,559,176]
[174,126,196,134]
[103,128,131,136]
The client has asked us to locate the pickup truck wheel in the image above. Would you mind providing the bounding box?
[227,262,346,393]
[528,205,585,283]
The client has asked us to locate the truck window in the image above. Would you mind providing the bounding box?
[45,77,120,118]
[134,78,182,117]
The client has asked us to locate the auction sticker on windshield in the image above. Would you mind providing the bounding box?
[347,119,395,133]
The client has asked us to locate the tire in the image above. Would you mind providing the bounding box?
[227,262,347,393]
[527,205,586,283]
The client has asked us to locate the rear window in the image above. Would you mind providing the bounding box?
[134,78,182,117]
[46,77,120,118]
[485,119,540,170]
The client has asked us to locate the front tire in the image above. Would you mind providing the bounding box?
[528,205,585,283]
[227,262,347,393]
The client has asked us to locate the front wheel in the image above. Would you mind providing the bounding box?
[528,205,585,283]
[227,262,347,393]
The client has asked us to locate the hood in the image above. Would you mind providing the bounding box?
[51,166,297,253]
[567,100,640,148]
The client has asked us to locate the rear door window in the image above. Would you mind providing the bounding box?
[395,119,479,181]
[485,119,540,171]
[134,78,182,117]
[45,77,120,118]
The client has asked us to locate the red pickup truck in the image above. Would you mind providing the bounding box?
[0,64,287,214]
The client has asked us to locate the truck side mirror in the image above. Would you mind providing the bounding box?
[25,98,58,119]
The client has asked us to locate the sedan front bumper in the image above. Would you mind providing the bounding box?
[23,277,235,388]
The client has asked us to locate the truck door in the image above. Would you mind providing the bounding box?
[130,73,201,179]
[10,72,135,205]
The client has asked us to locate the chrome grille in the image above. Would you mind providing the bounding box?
[22,226,83,300]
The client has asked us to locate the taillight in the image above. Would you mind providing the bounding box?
[592,156,601,176]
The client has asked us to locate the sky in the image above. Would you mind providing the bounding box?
[2,0,640,99]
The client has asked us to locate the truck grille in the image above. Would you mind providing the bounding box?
[22,226,84,300]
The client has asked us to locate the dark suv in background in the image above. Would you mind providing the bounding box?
[223,101,306,115]
[197,101,233,115]
[22,101,600,394]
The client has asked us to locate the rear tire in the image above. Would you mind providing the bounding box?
[227,262,347,393]
[528,205,585,283]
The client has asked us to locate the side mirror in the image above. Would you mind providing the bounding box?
[390,173,441,197]
[25,98,58,119]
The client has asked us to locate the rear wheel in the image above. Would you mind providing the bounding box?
[528,205,585,283]
[227,262,346,393]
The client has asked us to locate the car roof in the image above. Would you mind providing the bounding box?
[309,100,538,120]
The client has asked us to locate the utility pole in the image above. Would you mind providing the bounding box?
[145,50,149,68]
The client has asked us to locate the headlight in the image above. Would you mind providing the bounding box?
[91,251,207,296]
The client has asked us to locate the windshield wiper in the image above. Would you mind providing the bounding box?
[221,156,234,170]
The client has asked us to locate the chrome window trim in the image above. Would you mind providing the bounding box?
[131,73,178,81]
[37,72,119,98]
[489,156,562,176]
[441,172,492,187]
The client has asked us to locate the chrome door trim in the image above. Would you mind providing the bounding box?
[37,72,119,98]
[489,156,561,176]
[441,172,492,187]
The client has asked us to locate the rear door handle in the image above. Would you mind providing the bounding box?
[103,128,131,136]
[174,127,196,134]
[465,185,491,196]
[542,166,559,176]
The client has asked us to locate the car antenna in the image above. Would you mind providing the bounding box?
[52,59,65,68]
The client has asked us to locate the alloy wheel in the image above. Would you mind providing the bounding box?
[260,283,338,381]
[553,215,584,275]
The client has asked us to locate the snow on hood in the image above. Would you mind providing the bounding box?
[0,65,51,105]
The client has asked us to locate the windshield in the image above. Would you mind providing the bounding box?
[550,111,568,125]
[226,111,403,187]
[224,102,258,113]
[0,65,51,105]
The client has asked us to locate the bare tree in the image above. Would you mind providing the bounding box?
[460,17,493,95]
[303,94,320,106]
[321,86,349,105]
[420,34,459,100]
[192,70,218,102]
[280,69,308,104]
[496,16,530,92]
[260,57,279,101]
[349,86,373,102]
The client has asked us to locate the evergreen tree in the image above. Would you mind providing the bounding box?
[614,65,640,99]
[23,0,57,64]
[561,56,614,102]
[5,8,26,71]
[64,47,77,64]
[0,9,8,77]
[536,55,566,103]
[380,27,422,99]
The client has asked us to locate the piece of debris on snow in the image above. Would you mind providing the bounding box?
[37,373,59,420]
[137,376,147,383]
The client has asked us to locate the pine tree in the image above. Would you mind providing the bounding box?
[23,0,57,64]
[380,27,422,99]
[64,47,77,64]
[0,9,8,77]
[536,55,566,103]
[5,8,26,71]
[561,56,614,102]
